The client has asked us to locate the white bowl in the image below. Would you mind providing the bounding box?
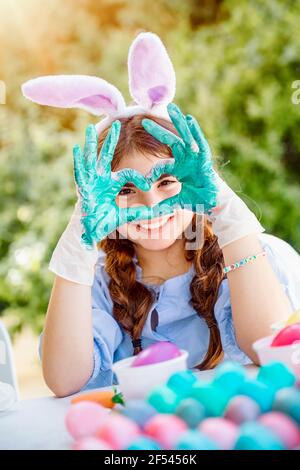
[112,349,189,401]
[253,335,300,377]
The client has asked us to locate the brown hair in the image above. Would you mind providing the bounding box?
[97,114,225,370]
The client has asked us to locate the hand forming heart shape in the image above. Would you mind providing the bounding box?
[73,103,218,248]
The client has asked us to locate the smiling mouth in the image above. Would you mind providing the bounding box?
[133,214,175,232]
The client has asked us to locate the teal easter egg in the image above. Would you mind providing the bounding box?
[127,437,161,450]
[147,385,180,413]
[175,430,219,450]
[213,361,246,397]
[234,422,285,450]
[239,378,275,412]
[224,395,261,424]
[257,361,296,391]
[167,370,198,398]
[119,400,157,428]
[175,398,206,428]
[273,387,300,425]
[190,382,229,416]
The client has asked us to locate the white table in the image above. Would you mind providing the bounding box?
[0,367,257,450]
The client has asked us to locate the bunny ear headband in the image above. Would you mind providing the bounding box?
[21,32,176,134]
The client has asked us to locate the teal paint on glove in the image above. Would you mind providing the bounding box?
[73,103,219,248]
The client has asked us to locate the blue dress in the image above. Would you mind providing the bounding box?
[38,233,300,391]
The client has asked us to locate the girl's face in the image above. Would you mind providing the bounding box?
[115,151,194,251]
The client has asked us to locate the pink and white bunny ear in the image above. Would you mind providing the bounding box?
[21,75,126,117]
[128,32,176,110]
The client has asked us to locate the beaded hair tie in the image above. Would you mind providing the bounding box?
[223,250,267,274]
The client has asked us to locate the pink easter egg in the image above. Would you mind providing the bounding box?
[271,323,300,347]
[131,341,181,367]
[258,412,300,449]
[199,417,239,450]
[72,436,113,450]
[144,414,187,449]
[65,401,110,439]
[96,412,140,449]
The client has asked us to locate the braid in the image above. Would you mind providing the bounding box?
[186,216,225,369]
[98,215,225,366]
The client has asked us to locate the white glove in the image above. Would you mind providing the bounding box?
[48,193,99,286]
[207,170,265,249]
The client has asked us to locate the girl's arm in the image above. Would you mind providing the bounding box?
[42,275,94,397]
[222,234,293,362]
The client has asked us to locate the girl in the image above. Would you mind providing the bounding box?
[21,33,300,397]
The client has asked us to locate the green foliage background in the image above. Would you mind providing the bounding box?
[0,0,299,334]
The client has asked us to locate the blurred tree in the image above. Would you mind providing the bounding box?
[189,0,226,27]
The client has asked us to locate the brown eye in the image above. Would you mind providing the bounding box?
[159,179,177,187]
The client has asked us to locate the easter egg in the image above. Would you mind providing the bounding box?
[273,387,300,425]
[271,323,300,347]
[224,395,261,424]
[199,417,239,450]
[190,382,229,416]
[167,370,198,398]
[239,378,275,412]
[126,437,161,450]
[65,402,110,439]
[72,436,112,450]
[144,414,188,449]
[96,412,140,449]
[213,361,246,397]
[118,400,157,428]
[175,398,206,428]
[147,385,180,413]
[131,341,181,367]
[257,361,295,391]
[258,411,300,449]
[175,430,218,450]
[234,422,285,450]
